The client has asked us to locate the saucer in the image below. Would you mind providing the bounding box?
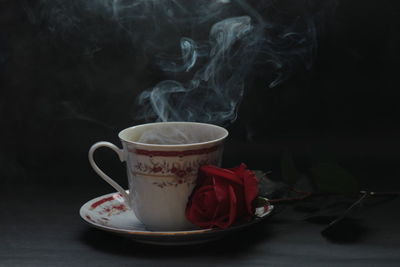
[79,192,274,246]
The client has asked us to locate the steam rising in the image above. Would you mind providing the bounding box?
[36,0,334,125]
[138,126,194,145]
[139,15,255,124]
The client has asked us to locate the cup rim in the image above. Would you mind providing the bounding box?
[118,121,229,148]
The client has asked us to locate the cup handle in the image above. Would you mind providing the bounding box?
[88,141,130,204]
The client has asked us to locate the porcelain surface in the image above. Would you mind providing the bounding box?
[79,191,274,245]
[89,122,228,231]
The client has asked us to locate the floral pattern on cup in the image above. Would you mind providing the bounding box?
[131,157,219,188]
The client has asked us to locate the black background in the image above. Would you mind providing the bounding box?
[1,0,400,266]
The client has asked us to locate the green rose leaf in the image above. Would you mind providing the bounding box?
[311,163,360,195]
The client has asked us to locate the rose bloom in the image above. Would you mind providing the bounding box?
[186,163,259,229]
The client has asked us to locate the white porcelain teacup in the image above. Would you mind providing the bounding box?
[88,122,228,231]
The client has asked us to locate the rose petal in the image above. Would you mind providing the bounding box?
[211,177,230,220]
[242,169,259,215]
[202,190,219,219]
[226,185,238,226]
[213,176,229,203]
[186,206,202,226]
[213,185,237,229]
[230,183,246,218]
[229,163,259,216]
[200,165,243,186]
[229,163,247,176]
[186,185,216,224]
[187,163,260,229]
[196,169,213,186]
[212,170,247,220]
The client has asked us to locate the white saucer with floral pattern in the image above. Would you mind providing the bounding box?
[79,191,274,246]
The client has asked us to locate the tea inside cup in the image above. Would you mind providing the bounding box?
[122,122,228,146]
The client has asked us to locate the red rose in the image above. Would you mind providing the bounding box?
[186,163,259,229]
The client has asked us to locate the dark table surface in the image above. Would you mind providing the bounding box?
[2,136,400,267]
[2,181,400,266]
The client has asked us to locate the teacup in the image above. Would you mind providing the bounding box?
[88,122,228,231]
